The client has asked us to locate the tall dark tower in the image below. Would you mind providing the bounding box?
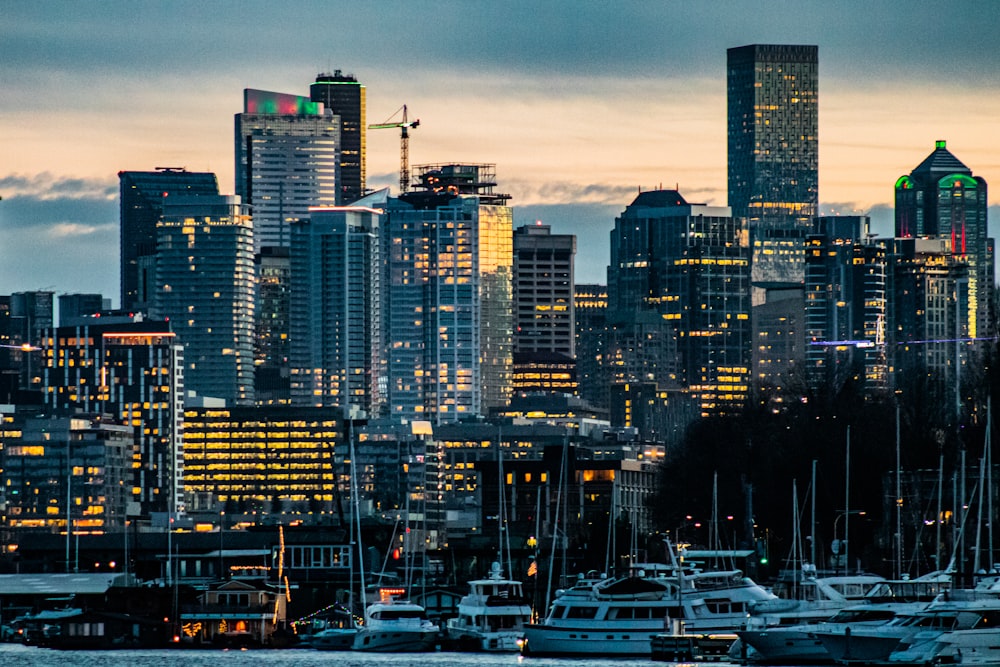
[728,44,818,288]
[119,168,219,313]
[311,71,366,204]
[895,140,992,339]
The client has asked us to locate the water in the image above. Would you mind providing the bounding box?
[0,644,692,667]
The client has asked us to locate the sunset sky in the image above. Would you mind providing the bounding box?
[3,1,1000,301]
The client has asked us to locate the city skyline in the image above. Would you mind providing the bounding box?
[3,1,1000,301]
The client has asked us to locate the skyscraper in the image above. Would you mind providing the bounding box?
[42,318,185,516]
[119,169,220,313]
[513,223,576,394]
[154,195,256,406]
[289,200,382,415]
[235,88,341,251]
[607,190,750,419]
[728,44,818,289]
[310,71,366,205]
[895,140,992,340]
[383,164,512,423]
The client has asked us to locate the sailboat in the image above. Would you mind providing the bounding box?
[352,422,439,652]
[446,430,532,651]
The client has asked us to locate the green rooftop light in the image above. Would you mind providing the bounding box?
[935,140,947,149]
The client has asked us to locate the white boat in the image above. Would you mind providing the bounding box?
[521,562,776,657]
[735,566,888,664]
[352,595,439,652]
[445,561,531,652]
[880,591,1000,665]
[309,608,360,650]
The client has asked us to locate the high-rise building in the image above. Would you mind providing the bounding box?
[513,223,576,394]
[235,88,340,251]
[607,190,750,421]
[119,169,220,313]
[804,216,888,395]
[41,319,185,516]
[728,44,818,289]
[254,246,291,405]
[310,71,366,205]
[289,201,382,415]
[58,293,107,326]
[154,195,256,406]
[383,164,513,423]
[10,290,53,390]
[575,284,609,409]
[895,140,992,340]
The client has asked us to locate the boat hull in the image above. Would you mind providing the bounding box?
[521,622,663,657]
[352,627,438,652]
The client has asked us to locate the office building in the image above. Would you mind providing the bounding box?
[289,202,382,415]
[154,195,256,406]
[57,294,107,326]
[41,318,185,517]
[804,216,888,396]
[575,284,609,409]
[310,71,366,205]
[895,140,993,340]
[382,164,513,423]
[235,88,340,251]
[1,414,134,534]
[254,246,291,405]
[182,406,341,515]
[607,190,750,422]
[119,169,220,313]
[728,44,818,289]
[10,290,53,391]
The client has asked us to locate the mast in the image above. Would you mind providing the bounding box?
[896,406,903,580]
[810,460,817,568]
[844,425,851,576]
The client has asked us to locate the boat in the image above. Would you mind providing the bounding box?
[352,591,439,652]
[521,559,777,657]
[307,607,359,650]
[445,561,531,651]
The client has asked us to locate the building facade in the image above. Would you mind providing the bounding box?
[41,319,185,517]
[309,71,366,205]
[235,88,340,251]
[382,164,513,423]
[254,246,291,405]
[119,169,220,313]
[727,43,818,288]
[154,195,256,406]
[289,203,382,415]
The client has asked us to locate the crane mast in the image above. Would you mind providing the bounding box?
[369,105,420,194]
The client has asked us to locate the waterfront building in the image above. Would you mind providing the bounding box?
[310,71,366,205]
[1,414,134,534]
[289,202,382,415]
[235,88,340,252]
[895,140,993,341]
[804,216,888,396]
[382,164,513,422]
[153,195,256,406]
[607,190,750,423]
[574,284,609,410]
[118,169,220,313]
[182,405,341,516]
[41,318,184,517]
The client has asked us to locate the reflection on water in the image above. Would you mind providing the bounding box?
[0,644,681,667]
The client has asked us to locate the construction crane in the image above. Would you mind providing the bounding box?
[369,105,420,194]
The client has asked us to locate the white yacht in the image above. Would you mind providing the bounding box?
[521,563,776,657]
[309,607,360,651]
[445,561,531,652]
[352,592,439,652]
[877,591,1000,665]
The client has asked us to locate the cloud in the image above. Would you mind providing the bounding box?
[0,191,117,231]
[0,173,116,200]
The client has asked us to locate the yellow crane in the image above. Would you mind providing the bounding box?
[369,105,420,193]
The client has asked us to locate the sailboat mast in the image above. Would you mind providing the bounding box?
[896,406,903,580]
[844,425,851,576]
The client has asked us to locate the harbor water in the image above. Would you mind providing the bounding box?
[0,644,695,667]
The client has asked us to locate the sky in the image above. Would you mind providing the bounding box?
[3,1,1000,304]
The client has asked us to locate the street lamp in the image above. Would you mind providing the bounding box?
[833,510,866,575]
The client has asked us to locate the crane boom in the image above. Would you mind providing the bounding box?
[368,104,419,193]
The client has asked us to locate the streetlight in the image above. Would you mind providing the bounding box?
[219,510,226,579]
[833,510,866,575]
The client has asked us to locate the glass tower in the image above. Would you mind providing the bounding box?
[310,71,366,205]
[728,44,818,288]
